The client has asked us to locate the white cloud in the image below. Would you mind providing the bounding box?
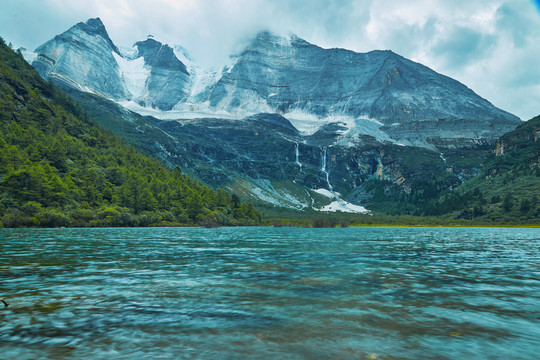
[0,0,538,120]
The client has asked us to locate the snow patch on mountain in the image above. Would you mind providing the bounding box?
[20,49,37,63]
[285,110,327,135]
[119,94,394,147]
[188,67,222,100]
[311,188,369,213]
[318,200,369,214]
[118,100,236,120]
[336,117,396,146]
[285,110,396,145]
[210,83,273,116]
[117,46,138,59]
[112,52,149,98]
[172,45,193,69]
[313,188,336,198]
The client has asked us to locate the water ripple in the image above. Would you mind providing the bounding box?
[1,227,539,359]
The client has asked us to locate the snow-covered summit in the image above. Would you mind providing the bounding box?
[31,19,190,111]
[32,18,128,99]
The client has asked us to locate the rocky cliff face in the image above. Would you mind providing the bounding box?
[63,82,487,213]
[129,38,190,110]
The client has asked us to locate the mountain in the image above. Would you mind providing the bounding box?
[32,18,190,111]
[201,31,520,148]
[0,36,260,227]
[130,38,190,109]
[32,18,128,100]
[24,19,526,215]
[59,84,497,216]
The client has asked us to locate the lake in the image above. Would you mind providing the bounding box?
[1,227,539,359]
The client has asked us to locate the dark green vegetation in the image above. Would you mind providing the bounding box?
[356,145,487,215]
[0,38,261,227]
[426,115,540,224]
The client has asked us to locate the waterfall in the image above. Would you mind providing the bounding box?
[315,147,369,213]
[440,153,464,183]
[295,142,302,172]
[321,148,326,172]
[439,153,447,163]
[321,148,333,192]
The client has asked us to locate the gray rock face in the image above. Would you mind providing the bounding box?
[132,39,190,110]
[33,18,128,99]
[63,84,505,213]
[32,18,190,111]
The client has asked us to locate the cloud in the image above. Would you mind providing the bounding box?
[0,0,538,120]
[496,3,535,47]
[431,26,497,70]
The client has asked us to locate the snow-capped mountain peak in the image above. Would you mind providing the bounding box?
[31,20,192,111]
[31,19,520,149]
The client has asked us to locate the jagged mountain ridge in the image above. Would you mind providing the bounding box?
[33,18,128,100]
[130,38,190,109]
[206,31,510,122]
[29,18,521,149]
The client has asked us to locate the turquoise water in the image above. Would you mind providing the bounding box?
[1,227,539,359]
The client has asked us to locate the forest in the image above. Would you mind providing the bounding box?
[0,38,261,227]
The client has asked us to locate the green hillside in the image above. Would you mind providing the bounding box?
[0,38,260,227]
[427,115,540,224]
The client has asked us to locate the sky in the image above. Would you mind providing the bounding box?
[0,0,539,120]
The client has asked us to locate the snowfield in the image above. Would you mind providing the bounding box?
[318,200,369,214]
[112,51,149,99]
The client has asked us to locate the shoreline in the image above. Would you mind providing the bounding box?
[1,223,538,230]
